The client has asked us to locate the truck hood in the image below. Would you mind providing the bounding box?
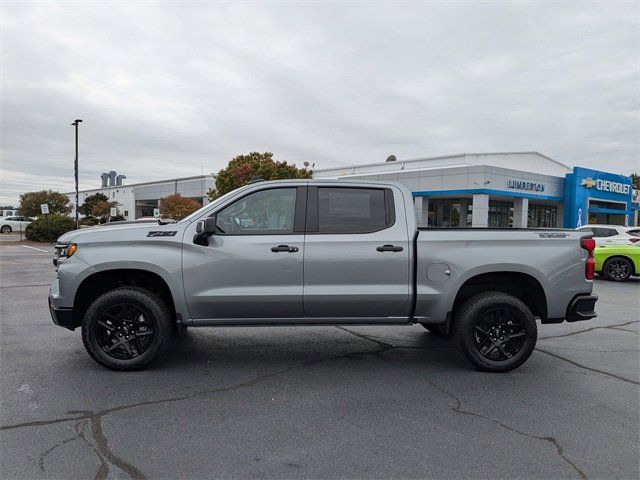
[58,222,186,244]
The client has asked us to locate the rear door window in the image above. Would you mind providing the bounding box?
[313,187,393,234]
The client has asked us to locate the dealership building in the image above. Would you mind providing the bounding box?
[68,153,638,227]
[313,152,639,228]
[67,172,214,220]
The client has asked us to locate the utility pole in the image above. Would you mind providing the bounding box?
[71,119,83,229]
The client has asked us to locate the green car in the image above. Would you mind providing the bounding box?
[594,244,640,282]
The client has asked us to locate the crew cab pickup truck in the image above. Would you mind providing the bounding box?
[49,179,598,372]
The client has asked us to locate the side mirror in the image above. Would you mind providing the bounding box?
[194,216,217,245]
[196,216,217,235]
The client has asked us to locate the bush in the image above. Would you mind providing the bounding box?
[25,215,76,242]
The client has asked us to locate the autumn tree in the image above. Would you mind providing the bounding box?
[79,193,109,216]
[91,200,117,222]
[210,152,312,200]
[19,190,71,217]
[159,194,201,220]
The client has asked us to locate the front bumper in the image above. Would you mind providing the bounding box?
[566,293,598,322]
[48,297,75,330]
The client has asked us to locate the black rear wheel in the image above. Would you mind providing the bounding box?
[602,257,632,282]
[456,291,537,372]
[82,287,172,370]
[1,225,11,233]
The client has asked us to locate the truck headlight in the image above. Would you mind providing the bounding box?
[55,242,77,260]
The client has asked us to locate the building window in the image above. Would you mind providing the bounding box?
[427,199,472,227]
[488,200,513,228]
[528,204,558,228]
[124,211,129,217]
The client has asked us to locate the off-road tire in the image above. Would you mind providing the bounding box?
[456,291,537,372]
[82,287,172,370]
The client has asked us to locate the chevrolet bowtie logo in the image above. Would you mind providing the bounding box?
[581,178,596,188]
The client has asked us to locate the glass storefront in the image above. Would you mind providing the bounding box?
[528,204,558,228]
[488,200,513,228]
[427,199,473,227]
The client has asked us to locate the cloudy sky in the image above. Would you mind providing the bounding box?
[1,1,638,205]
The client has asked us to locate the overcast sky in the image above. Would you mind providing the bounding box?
[1,1,638,205]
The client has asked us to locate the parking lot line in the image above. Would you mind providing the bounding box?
[21,244,50,253]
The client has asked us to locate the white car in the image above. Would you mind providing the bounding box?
[0,216,33,233]
[576,224,640,245]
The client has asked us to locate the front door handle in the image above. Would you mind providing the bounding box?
[271,245,299,253]
[376,244,404,252]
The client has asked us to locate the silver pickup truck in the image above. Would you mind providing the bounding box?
[49,179,597,372]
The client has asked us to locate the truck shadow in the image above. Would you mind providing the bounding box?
[157,327,469,373]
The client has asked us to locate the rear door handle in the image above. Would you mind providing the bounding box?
[376,244,403,252]
[271,245,299,253]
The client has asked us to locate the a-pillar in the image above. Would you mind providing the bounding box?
[513,197,529,228]
[472,194,489,227]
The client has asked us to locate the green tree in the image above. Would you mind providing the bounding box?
[79,193,108,216]
[209,152,312,200]
[19,190,71,217]
[630,173,640,190]
[160,194,201,220]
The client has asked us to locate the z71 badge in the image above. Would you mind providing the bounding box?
[147,231,177,237]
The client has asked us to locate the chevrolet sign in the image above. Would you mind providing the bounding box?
[581,178,596,188]
[582,177,631,195]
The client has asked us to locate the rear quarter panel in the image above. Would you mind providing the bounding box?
[415,229,592,322]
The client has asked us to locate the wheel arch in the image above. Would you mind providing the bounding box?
[72,269,177,329]
[451,271,548,321]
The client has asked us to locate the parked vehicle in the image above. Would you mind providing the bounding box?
[49,180,597,372]
[0,216,33,233]
[576,224,638,245]
[594,243,640,282]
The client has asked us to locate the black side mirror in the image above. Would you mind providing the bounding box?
[196,217,217,234]
[194,216,217,246]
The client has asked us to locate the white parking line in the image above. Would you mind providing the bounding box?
[21,245,50,253]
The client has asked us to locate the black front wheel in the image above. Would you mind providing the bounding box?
[82,287,172,370]
[1,225,11,233]
[602,257,632,282]
[456,291,537,372]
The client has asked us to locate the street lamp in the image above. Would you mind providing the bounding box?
[71,119,82,229]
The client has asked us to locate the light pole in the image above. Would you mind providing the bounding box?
[71,119,82,228]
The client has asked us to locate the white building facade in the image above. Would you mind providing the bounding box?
[68,173,215,220]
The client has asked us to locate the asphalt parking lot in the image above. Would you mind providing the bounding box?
[0,242,638,479]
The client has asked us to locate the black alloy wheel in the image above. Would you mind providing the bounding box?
[94,303,156,360]
[456,291,537,372]
[472,307,527,362]
[82,287,172,370]
[603,257,632,282]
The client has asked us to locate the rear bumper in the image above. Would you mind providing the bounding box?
[566,293,598,323]
[48,296,75,331]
